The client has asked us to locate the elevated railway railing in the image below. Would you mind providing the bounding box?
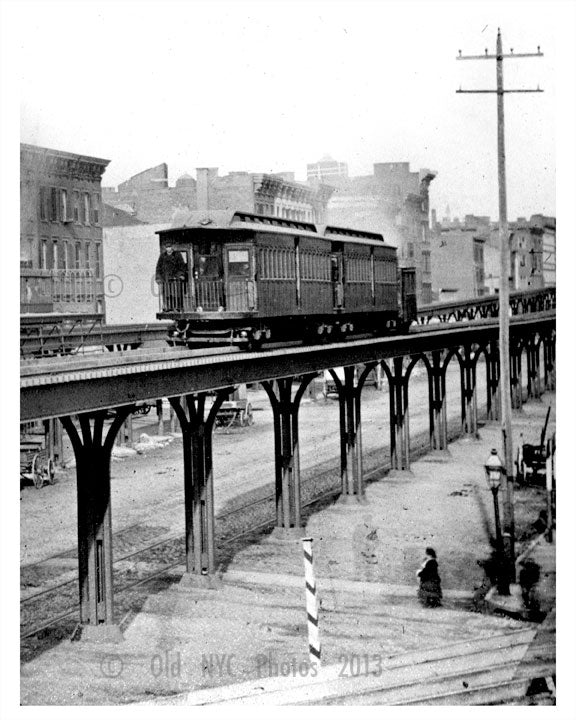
[416,286,555,324]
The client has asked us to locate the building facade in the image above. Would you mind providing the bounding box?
[509,221,545,291]
[430,224,486,302]
[324,161,437,304]
[104,165,334,226]
[530,214,556,287]
[20,143,110,313]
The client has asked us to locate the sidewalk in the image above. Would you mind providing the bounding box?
[20,396,556,705]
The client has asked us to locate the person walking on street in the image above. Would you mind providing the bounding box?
[417,547,443,608]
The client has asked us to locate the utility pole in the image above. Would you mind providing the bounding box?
[457,29,543,584]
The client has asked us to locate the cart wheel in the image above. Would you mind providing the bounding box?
[31,454,44,489]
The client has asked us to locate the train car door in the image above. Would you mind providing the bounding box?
[400,266,417,325]
[224,245,256,312]
[331,251,344,309]
[193,244,224,311]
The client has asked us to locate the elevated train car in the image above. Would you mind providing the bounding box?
[157,211,416,348]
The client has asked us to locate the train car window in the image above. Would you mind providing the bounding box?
[228,249,250,277]
[197,254,220,277]
[331,256,339,282]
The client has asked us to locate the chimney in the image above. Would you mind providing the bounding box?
[196,167,218,214]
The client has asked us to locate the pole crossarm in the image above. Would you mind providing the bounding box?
[457,89,543,94]
[457,52,543,60]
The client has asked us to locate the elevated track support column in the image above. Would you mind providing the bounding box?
[459,345,480,439]
[60,406,135,641]
[510,340,524,410]
[543,330,556,391]
[330,364,373,502]
[382,357,413,476]
[427,351,450,458]
[485,341,501,422]
[262,375,317,535]
[169,389,231,582]
[526,335,542,400]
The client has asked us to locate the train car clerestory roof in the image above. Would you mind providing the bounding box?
[158,211,396,249]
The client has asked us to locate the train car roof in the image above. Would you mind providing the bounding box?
[159,211,396,249]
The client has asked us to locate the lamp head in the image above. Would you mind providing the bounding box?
[485,448,504,490]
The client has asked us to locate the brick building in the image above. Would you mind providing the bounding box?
[103,163,196,224]
[529,214,556,287]
[434,212,555,296]
[324,161,437,304]
[20,143,109,313]
[103,165,333,226]
[471,215,553,293]
[430,220,486,302]
[509,219,545,291]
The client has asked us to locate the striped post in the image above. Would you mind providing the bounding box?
[302,537,321,666]
[545,438,554,542]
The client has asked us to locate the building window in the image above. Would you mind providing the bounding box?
[422,251,431,273]
[85,242,91,269]
[60,189,68,221]
[407,242,414,259]
[92,194,100,225]
[40,238,48,269]
[50,188,59,221]
[39,187,48,221]
[75,242,82,269]
[83,194,91,225]
[60,240,68,270]
[95,243,101,277]
[73,191,80,222]
[52,239,59,269]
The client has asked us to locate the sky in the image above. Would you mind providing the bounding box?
[7,0,573,221]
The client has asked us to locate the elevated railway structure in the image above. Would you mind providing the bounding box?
[20,316,171,357]
[20,290,555,640]
[416,286,555,324]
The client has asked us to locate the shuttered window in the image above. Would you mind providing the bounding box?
[300,251,331,281]
[259,247,296,280]
[346,254,371,283]
[374,258,396,283]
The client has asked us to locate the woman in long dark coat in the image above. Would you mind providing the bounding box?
[416,547,443,607]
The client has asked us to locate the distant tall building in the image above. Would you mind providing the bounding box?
[307,155,349,183]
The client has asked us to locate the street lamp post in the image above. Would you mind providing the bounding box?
[485,448,510,596]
